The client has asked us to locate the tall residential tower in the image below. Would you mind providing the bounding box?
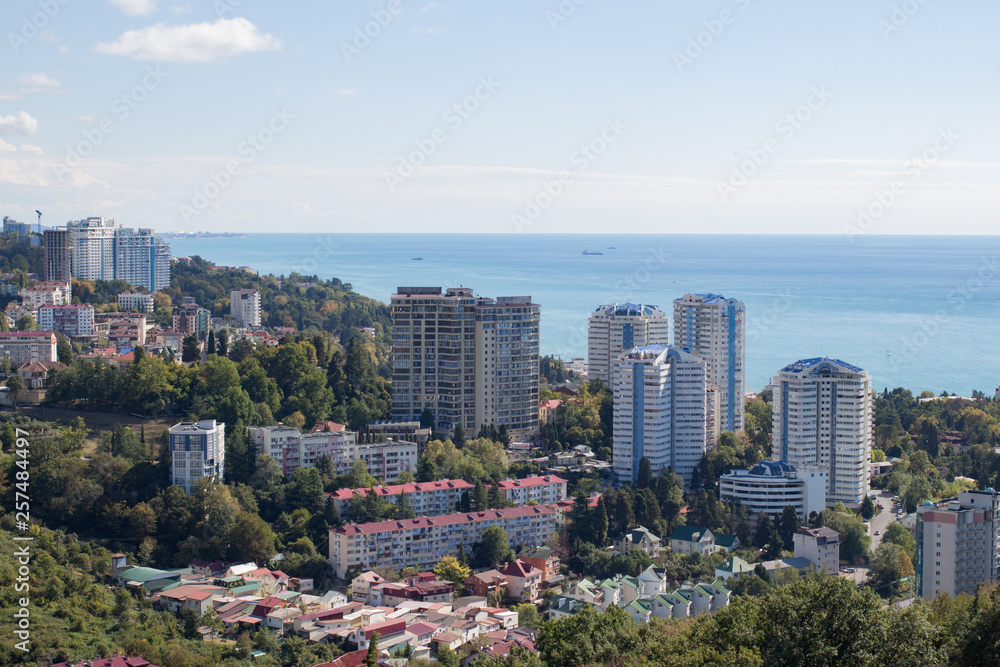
[587,303,670,383]
[612,344,707,486]
[673,294,745,437]
[771,357,873,505]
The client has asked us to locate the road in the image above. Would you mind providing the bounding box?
[844,489,897,585]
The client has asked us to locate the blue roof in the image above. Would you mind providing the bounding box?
[748,460,796,477]
[595,303,664,317]
[780,357,865,374]
[674,293,728,304]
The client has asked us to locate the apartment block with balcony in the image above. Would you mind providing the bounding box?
[230,289,261,327]
[329,505,559,579]
[329,479,473,517]
[38,304,94,338]
[495,475,568,506]
[587,303,670,383]
[0,332,58,365]
[719,460,828,521]
[19,282,71,308]
[169,419,226,495]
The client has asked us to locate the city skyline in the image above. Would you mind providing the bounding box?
[1,1,998,234]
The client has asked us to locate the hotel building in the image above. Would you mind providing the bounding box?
[587,303,670,383]
[169,419,226,495]
[916,489,1000,598]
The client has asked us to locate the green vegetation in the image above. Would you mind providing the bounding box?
[538,380,613,457]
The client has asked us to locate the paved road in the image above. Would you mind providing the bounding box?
[841,489,897,585]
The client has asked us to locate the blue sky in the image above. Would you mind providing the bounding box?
[0,0,997,233]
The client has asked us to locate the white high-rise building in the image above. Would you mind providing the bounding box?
[169,419,226,495]
[587,303,670,383]
[771,357,873,505]
[114,227,171,292]
[673,294,745,437]
[68,217,116,281]
[612,344,707,486]
[916,489,1000,599]
[230,289,261,327]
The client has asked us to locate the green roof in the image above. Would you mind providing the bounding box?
[668,526,712,542]
[715,533,739,548]
[120,566,180,584]
[230,583,262,595]
[718,556,753,575]
[518,545,555,560]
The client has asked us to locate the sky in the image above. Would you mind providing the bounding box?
[0,0,998,234]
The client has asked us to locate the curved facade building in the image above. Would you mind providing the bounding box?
[719,460,828,520]
[588,303,670,383]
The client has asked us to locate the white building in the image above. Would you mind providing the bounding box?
[19,282,71,308]
[719,460,828,520]
[771,357,873,505]
[587,303,670,383]
[494,475,568,506]
[114,227,171,292]
[169,419,226,495]
[612,344,707,486]
[118,289,156,313]
[916,489,1000,598]
[0,332,58,365]
[672,294,745,439]
[38,304,95,338]
[329,505,559,579]
[230,289,261,327]
[793,527,841,576]
[69,217,116,281]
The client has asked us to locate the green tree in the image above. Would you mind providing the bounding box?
[366,631,380,667]
[474,525,513,569]
[537,605,650,667]
[592,496,609,547]
[182,335,200,363]
[868,542,914,599]
[436,645,460,667]
[206,329,216,356]
[434,555,471,584]
[217,328,229,357]
[5,372,24,408]
[0,422,15,452]
[16,314,37,331]
[516,603,540,629]
[860,495,877,521]
[637,456,653,489]
[229,337,255,362]
[778,505,801,551]
[883,521,916,562]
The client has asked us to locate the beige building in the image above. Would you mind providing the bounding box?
[0,332,58,365]
[916,489,1000,598]
[19,282,71,308]
[792,527,841,575]
[230,289,261,327]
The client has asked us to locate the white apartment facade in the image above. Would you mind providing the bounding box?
[114,227,171,292]
[792,527,841,576]
[719,460,828,521]
[587,303,670,383]
[38,304,95,338]
[118,290,156,313]
[329,479,474,517]
[771,357,873,505]
[329,505,559,579]
[248,425,415,482]
[916,489,1000,598]
[672,294,745,438]
[69,217,116,281]
[0,332,58,365]
[20,282,71,308]
[169,419,226,495]
[494,475,568,505]
[612,344,707,486]
[230,289,261,327]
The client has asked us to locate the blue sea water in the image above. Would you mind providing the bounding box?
[168,234,1000,396]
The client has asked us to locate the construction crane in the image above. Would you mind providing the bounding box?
[35,210,41,234]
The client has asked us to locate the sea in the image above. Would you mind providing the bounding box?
[167,234,1000,396]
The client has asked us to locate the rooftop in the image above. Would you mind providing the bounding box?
[329,479,474,500]
[333,505,556,536]
[780,357,866,375]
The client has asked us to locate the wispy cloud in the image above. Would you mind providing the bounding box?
[332,88,357,96]
[411,26,451,35]
[20,73,60,88]
[110,0,159,16]
[94,18,282,62]
[421,2,445,12]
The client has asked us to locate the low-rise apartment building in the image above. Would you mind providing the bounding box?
[793,527,841,575]
[329,506,559,579]
[495,475,568,506]
[329,479,473,517]
[0,331,58,365]
[19,281,70,308]
[719,460,829,521]
[118,289,156,313]
[38,304,94,338]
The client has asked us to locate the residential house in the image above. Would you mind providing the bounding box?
[500,560,541,602]
[668,526,717,555]
[613,526,663,557]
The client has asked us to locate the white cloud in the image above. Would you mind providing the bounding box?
[421,2,445,12]
[110,0,159,16]
[77,115,96,123]
[19,145,43,154]
[0,112,39,136]
[94,17,282,62]
[411,26,451,35]
[59,45,70,55]
[332,88,356,96]
[0,91,20,101]
[19,73,60,88]
[0,140,16,152]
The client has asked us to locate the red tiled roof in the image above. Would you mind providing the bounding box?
[495,475,567,490]
[313,649,368,667]
[362,619,406,638]
[333,505,557,536]
[500,560,539,579]
[329,479,474,500]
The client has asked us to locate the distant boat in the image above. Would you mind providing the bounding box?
[412,257,423,261]
[582,250,603,256]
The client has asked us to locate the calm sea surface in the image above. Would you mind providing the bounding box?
[168,234,1000,396]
